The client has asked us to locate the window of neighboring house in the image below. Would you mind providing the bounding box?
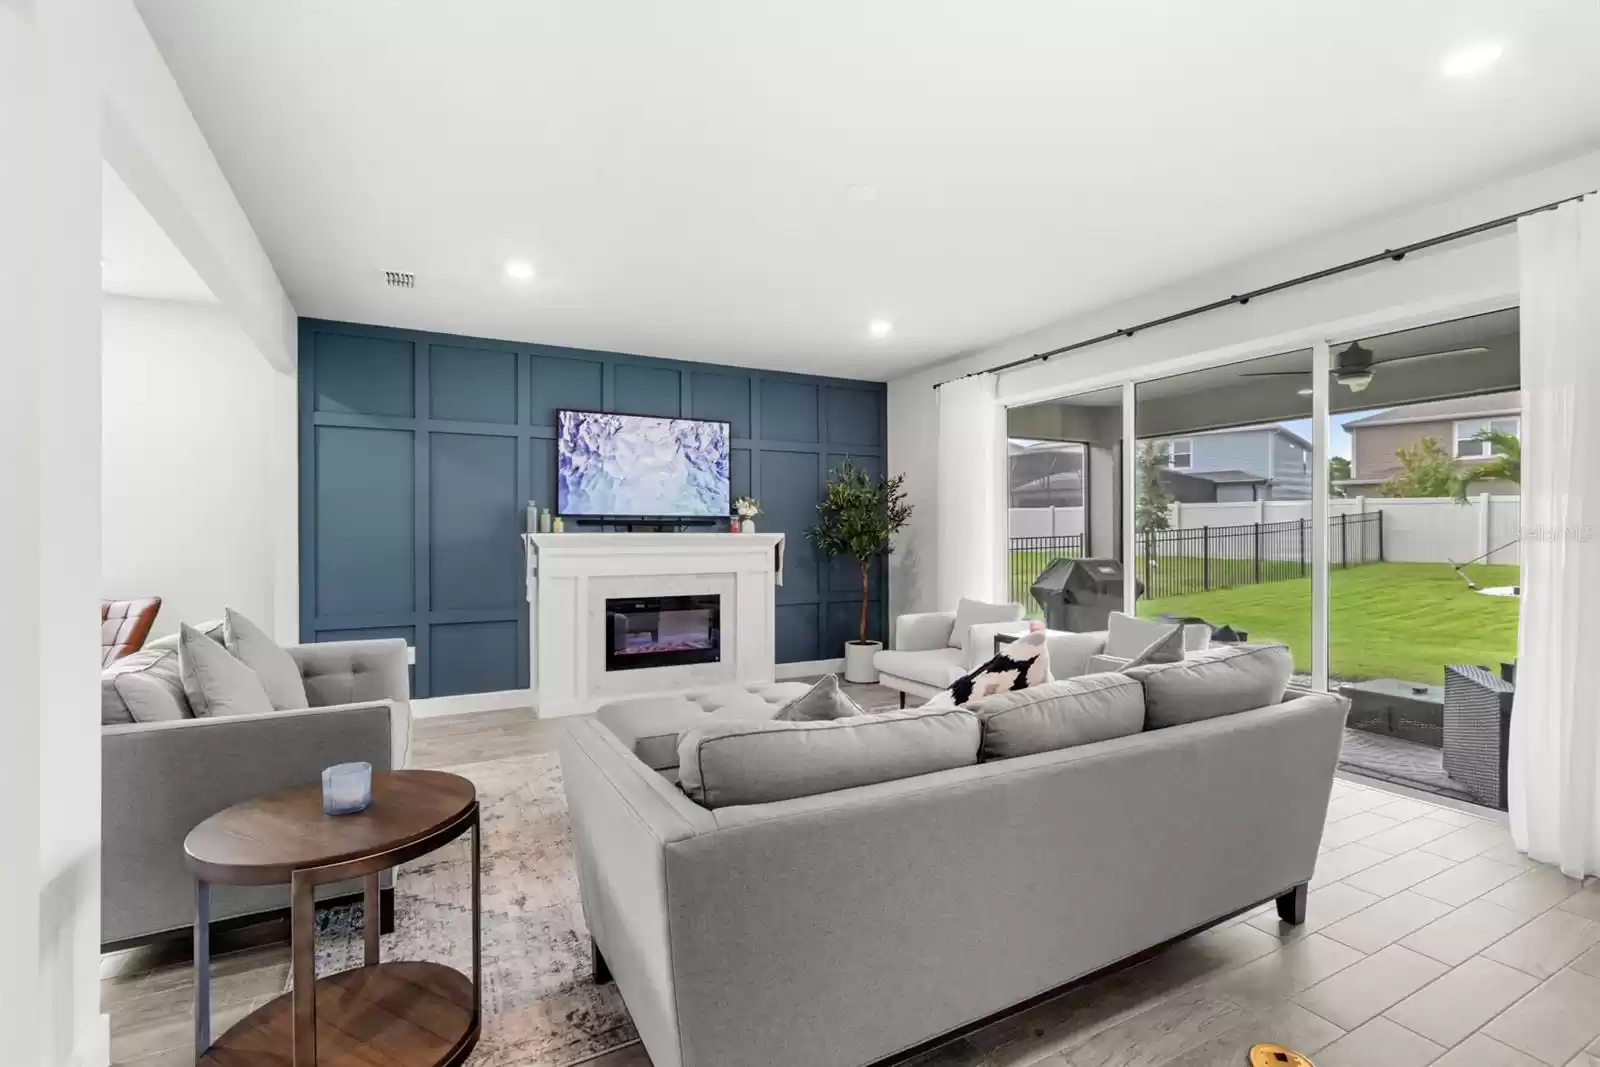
[1162,439,1193,469]
[1454,417,1519,458]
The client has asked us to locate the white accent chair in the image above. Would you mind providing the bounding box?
[874,599,1026,705]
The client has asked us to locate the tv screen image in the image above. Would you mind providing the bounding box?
[557,410,731,518]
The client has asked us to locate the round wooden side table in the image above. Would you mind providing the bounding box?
[184,769,481,1067]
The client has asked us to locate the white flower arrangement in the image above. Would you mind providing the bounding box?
[733,495,762,518]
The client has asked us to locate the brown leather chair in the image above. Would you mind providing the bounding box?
[102,597,162,666]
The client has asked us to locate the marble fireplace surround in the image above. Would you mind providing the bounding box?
[524,533,785,718]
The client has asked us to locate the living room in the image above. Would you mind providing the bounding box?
[8,3,1600,1067]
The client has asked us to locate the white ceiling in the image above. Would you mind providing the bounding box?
[101,162,215,303]
[136,0,1600,380]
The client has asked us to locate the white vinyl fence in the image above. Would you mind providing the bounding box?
[1010,495,1521,566]
[1007,505,1085,539]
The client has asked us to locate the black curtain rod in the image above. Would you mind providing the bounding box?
[933,188,1593,390]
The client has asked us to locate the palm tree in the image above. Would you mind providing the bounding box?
[1454,429,1520,501]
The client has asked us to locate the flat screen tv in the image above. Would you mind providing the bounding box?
[556,410,731,519]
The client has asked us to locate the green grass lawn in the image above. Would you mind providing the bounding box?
[1135,561,1520,684]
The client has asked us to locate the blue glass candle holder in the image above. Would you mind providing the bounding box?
[322,761,373,815]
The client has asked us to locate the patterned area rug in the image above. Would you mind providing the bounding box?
[292,753,639,1066]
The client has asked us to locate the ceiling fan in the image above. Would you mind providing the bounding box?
[1240,341,1489,393]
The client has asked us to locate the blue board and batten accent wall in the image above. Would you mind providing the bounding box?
[297,319,889,698]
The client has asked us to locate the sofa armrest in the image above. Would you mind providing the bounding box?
[1046,630,1109,678]
[560,717,714,1066]
[893,612,956,652]
[962,621,1031,669]
[289,638,411,766]
[101,702,396,945]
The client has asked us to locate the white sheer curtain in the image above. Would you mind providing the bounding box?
[935,374,1004,608]
[1509,196,1600,878]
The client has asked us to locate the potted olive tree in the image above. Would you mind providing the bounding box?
[808,459,913,683]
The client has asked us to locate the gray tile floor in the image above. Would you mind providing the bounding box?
[105,703,1600,1067]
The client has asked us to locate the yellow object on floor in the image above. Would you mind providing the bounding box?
[1249,1045,1314,1067]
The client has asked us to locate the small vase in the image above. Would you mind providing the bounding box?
[740,519,755,534]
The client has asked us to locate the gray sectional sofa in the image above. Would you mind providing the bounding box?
[101,635,412,946]
[561,646,1348,1067]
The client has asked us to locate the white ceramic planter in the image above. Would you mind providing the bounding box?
[843,640,881,683]
[740,518,756,533]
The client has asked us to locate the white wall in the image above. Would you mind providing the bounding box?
[2,0,105,1061]
[102,295,298,642]
[100,0,296,373]
[889,149,1600,618]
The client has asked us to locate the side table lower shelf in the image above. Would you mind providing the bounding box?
[198,961,477,1067]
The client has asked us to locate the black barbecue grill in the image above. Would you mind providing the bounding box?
[1030,558,1143,632]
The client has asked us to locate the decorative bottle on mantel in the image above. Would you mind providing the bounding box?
[540,508,552,533]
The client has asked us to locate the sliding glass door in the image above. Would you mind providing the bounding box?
[1006,385,1124,616]
[1132,349,1315,680]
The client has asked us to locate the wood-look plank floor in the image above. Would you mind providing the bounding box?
[106,700,1600,1067]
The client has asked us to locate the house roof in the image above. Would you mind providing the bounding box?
[1342,390,1521,430]
[1184,469,1269,485]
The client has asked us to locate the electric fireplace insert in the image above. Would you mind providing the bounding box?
[604,594,721,672]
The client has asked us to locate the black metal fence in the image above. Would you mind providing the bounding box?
[1007,533,1085,605]
[1007,512,1383,605]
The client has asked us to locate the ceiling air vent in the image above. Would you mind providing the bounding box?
[384,270,416,289]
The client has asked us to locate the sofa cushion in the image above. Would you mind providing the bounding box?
[677,707,980,808]
[928,630,1050,708]
[774,674,864,722]
[594,681,812,771]
[224,608,309,711]
[947,598,1025,649]
[102,647,191,724]
[1126,643,1293,729]
[179,623,276,718]
[968,674,1145,760]
[873,646,968,688]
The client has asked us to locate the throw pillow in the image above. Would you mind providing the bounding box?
[774,674,865,722]
[224,607,309,711]
[179,622,275,718]
[145,619,224,653]
[1117,626,1184,671]
[102,647,192,724]
[927,629,1050,708]
[947,597,1025,649]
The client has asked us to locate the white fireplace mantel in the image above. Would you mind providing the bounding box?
[524,532,786,717]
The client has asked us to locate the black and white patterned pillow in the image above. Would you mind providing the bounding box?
[926,630,1051,708]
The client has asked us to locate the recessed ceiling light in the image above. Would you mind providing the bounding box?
[1441,42,1503,78]
[505,260,535,281]
[868,319,894,339]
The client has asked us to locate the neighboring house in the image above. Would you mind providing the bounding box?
[1339,390,1520,497]
[1148,425,1312,501]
